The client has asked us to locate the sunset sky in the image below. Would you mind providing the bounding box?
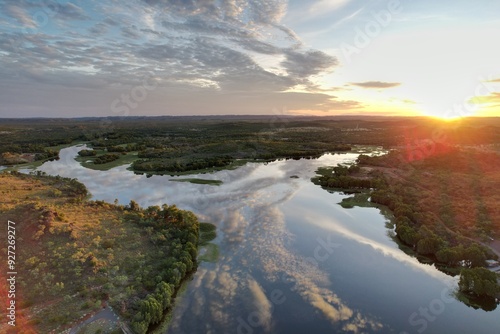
[1,0,500,118]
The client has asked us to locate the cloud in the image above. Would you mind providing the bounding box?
[4,4,37,28]
[309,0,352,16]
[0,0,345,116]
[469,92,500,104]
[36,145,388,333]
[247,279,272,330]
[349,81,401,89]
[389,98,416,105]
[281,49,338,78]
[88,22,109,35]
[51,2,89,21]
[286,0,353,24]
[297,283,353,323]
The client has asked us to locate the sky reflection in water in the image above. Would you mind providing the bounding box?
[36,146,500,334]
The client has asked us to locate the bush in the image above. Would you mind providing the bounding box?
[459,267,500,297]
[94,153,120,164]
[77,149,97,157]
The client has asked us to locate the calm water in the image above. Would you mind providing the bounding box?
[36,146,499,334]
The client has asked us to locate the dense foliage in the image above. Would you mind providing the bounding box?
[3,116,499,173]
[313,164,374,189]
[0,172,201,333]
[459,268,500,298]
[314,149,500,275]
[129,203,199,333]
[94,153,120,164]
[77,149,97,157]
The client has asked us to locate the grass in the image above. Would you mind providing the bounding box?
[74,318,121,334]
[0,172,186,333]
[77,151,139,171]
[131,159,248,176]
[170,178,223,186]
[1,141,87,173]
[2,156,56,173]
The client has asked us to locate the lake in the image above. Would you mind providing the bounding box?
[36,145,500,334]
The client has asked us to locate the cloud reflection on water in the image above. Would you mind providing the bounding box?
[38,146,385,333]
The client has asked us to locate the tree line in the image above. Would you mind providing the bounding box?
[127,203,200,334]
[313,153,500,301]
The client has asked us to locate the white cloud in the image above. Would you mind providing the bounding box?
[309,0,352,16]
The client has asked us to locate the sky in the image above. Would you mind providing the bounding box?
[0,0,500,118]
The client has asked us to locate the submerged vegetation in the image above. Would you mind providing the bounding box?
[170,178,223,186]
[0,172,207,333]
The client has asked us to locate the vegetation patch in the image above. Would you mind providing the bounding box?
[170,178,223,186]
[199,222,217,245]
[78,149,97,157]
[77,150,139,171]
[198,243,219,263]
[0,172,200,334]
[313,148,500,309]
[94,153,120,164]
[2,117,499,176]
[459,267,500,298]
[338,192,376,209]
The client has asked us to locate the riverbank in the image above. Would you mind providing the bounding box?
[11,145,500,333]
[313,147,500,304]
[0,172,202,333]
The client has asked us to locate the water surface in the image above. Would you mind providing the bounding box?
[36,146,500,334]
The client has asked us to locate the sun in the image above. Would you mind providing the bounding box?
[424,112,464,121]
[419,101,477,120]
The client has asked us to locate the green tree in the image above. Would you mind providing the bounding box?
[459,267,500,298]
[436,248,461,266]
[395,218,420,247]
[416,236,441,255]
[463,245,487,268]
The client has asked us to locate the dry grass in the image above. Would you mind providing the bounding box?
[0,172,156,333]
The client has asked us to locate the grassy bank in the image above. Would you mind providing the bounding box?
[77,150,140,171]
[0,171,201,333]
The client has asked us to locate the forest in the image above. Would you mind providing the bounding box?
[0,172,204,333]
[313,147,500,302]
[1,116,499,310]
[1,116,499,174]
